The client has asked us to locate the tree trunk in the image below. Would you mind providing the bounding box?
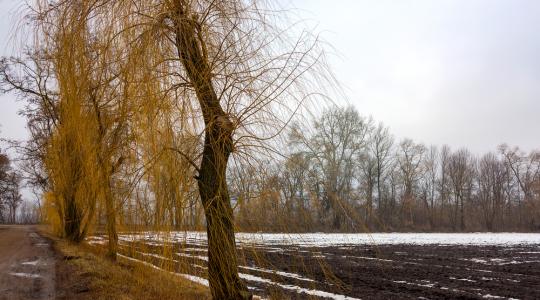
[171,3,250,299]
[104,183,118,261]
[377,176,384,222]
[64,194,84,242]
[198,127,249,299]
[10,205,15,224]
[366,181,373,227]
[174,198,183,230]
[460,196,465,231]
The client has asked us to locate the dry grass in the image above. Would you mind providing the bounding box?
[39,227,210,300]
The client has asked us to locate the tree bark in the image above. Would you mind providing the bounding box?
[104,182,118,260]
[171,3,250,299]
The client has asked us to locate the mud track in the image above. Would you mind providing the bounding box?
[0,225,55,300]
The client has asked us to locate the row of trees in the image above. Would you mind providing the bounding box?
[1,1,331,298]
[0,150,22,223]
[232,106,540,232]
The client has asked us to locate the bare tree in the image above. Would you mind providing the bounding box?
[439,145,451,226]
[369,122,394,222]
[279,152,312,230]
[0,152,10,222]
[4,172,22,223]
[421,145,438,229]
[448,149,475,231]
[477,152,508,231]
[0,151,22,224]
[359,152,377,227]
[499,144,540,227]
[397,139,426,226]
[290,106,371,230]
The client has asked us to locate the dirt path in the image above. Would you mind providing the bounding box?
[0,225,55,300]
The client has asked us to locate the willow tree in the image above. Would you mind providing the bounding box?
[1,1,131,251]
[44,1,103,242]
[9,0,332,297]
[114,0,334,298]
[38,1,136,258]
[0,2,98,240]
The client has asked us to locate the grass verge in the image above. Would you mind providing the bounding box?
[39,227,210,300]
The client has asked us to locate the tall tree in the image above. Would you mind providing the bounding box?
[397,139,426,226]
[448,149,474,231]
[421,145,438,229]
[369,123,394,222]
[477,152,508,231]
[499,145,540,227]
[290,106,371,230]
[127,1,332,297]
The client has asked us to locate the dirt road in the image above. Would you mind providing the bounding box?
[0,225,55,300]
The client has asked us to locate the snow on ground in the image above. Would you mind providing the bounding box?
[462,257,540,266]
[118,254,210,287]
[239,265,316,283]
[88,232,540,299]
[238,272,360,300]
[9,272,42,279]
[118,253,357,300]
[21,260,40,266]
[111,232,540,247]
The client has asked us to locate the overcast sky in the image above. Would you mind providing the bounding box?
[0,0,26,143]
[1,0,539,154]
[292,0,540,153]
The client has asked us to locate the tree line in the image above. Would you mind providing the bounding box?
[0,150,24,223]
[232,106,540,232]
[0,1,331,298]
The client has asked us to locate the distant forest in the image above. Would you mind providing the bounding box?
[3,105,539,232]
[124,105,540,233]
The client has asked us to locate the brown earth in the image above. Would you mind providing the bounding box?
[113,237,540,300]
[0,225,55,300]
[246,243,540,299]
[50,230,210,300]
[0,225,209,300]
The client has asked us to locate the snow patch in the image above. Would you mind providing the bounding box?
[176,252,208,261]
[239,273,360,300]
[348,256,393,263]
[449,276,476,283]
[21,260,40,266]
[239,265,316,282]
[113,232,540,248]
[464,257,540,266]
[118,254,209,286]
[391,280,435,288]
[10,272,41,279]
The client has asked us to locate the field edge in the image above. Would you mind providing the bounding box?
[38,226,211,300]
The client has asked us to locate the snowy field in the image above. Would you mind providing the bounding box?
[88,232,540,299]
[110,231,540,247]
